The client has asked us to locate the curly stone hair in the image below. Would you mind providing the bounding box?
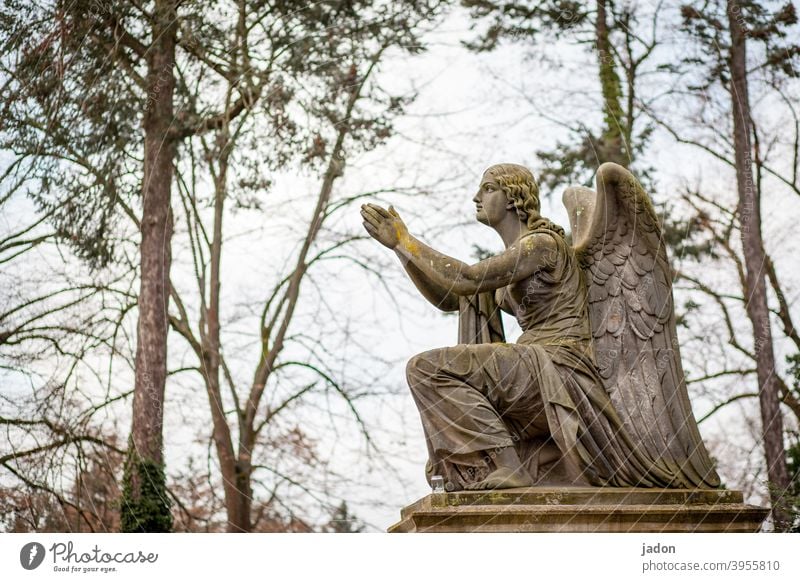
[484,163,541,228]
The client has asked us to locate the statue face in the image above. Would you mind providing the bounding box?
[473,172,510,226]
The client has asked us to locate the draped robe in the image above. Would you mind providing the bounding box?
[406,225,682,491]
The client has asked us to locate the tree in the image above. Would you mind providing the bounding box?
[462,0,664,188]
[2,0,325,531]
[0,172,135,533]
[678,0,799,530]
[121,0,179,533]
[1,0,185,531]
[787,354,800,530]
[322,501,365,533]
[0,430,124,532]
[165,0,446,531]
[1,0,446,532]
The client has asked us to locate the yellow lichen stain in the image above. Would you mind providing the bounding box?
[396,223,420,256]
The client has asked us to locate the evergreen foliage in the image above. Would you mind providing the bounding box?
[120,454,173,533]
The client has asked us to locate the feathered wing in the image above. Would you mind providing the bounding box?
[564,163,720,488]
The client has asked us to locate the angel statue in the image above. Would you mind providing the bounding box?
[360,162,720,492]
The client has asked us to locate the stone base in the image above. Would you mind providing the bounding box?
[388,487,768,533]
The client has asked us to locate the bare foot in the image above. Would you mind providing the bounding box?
[465,467,534,490]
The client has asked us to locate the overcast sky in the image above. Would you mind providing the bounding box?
[2,2,799,532]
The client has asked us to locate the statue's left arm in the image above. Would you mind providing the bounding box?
[360,203,556,295]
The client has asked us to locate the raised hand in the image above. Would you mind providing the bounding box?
[360,203,408,250]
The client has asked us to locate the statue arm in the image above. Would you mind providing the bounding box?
[360,202,556,295]
[394,231,555,296]
[395,255,459,312]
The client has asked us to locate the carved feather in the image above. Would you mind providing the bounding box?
[562,163,720,488]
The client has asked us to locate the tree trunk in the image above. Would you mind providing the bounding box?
[727,2,791,531]
[239,71,369,531]
[595,0,628,167]
[203,145,253,532]
[122,0,178,533]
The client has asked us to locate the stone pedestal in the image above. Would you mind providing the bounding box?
[388,487,768,533]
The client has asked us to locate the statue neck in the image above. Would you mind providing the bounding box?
[495,215,533,248]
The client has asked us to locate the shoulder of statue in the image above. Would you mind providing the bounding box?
[529,216,566,237]
[524,219,570,274]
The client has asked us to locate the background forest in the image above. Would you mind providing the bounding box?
[1,0,799,532]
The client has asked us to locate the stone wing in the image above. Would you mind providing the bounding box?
[563,163,719,488]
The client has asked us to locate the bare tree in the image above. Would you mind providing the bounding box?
[0,0,384,531]
[166,1,446,531]
[668,0,799,529]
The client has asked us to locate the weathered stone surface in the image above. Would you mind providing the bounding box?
[388,487,768,533]
[362,163,721,493]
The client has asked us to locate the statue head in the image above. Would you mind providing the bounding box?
[474,164,541,228]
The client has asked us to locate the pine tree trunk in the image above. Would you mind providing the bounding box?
[727,2,791,531]
[122,0,178,533]
[595,0,628,167]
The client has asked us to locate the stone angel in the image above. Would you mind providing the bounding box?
[360,163,720,492]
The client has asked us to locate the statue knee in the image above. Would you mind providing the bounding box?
[405,349,441,389]
[405,353,426,384]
